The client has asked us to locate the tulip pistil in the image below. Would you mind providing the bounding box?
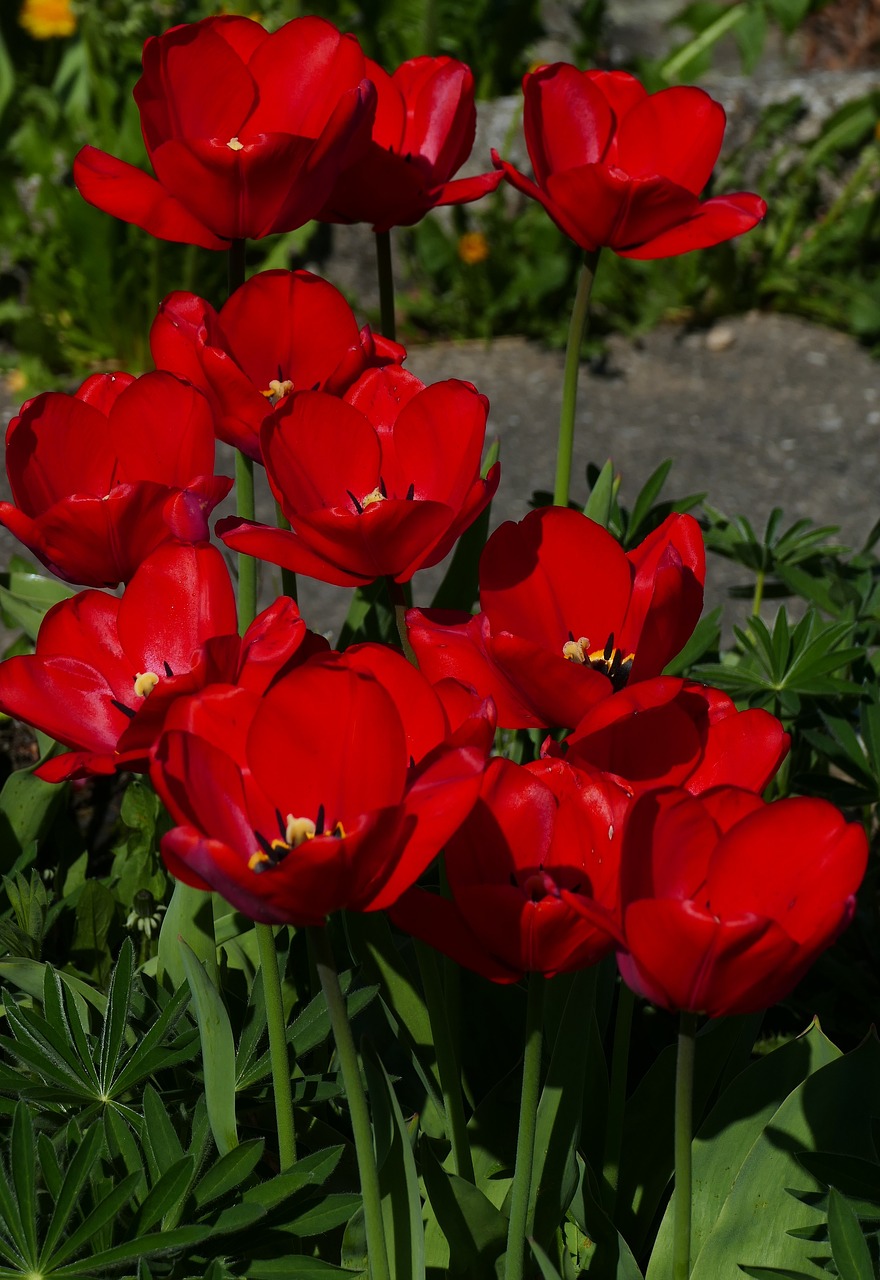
[227,136,245,151]
[261,378,294,405]
[134,671,160,697]
[562,631,634,691]
[248,804,345,872]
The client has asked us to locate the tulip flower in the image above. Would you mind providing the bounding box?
[0,543,326,782]
[320,55,502,232]
[218,366,500,586]
[545,677,789,796]
[566,787,868,1016]
[391,756,629,982]
[73,15,376,248]
[150,270,406,462]
[0,371,231,587]
[407,508,705,729]
[151,645,496,925]
[493,64,767,258]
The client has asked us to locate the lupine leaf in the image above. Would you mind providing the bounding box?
[180,940,238,1156]
[99,937,134,1096]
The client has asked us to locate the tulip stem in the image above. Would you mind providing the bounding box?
[554,249,600,509]
[673,1011,698,1280]
[274,501,298,603]
[505,971,545,1280]
[414,939,475,1183]
[386,577,418,666]
[603,979,635,1213]
[375,229,397,343]
[255,922,297,1169]
[310,924,391,1280]
[235,449,258,633]
[228,237,246,297]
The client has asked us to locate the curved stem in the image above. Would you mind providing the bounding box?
[554,250,600,509]
[603,980,635,1213]
[505,972,545,1280]
[375,230,396,344]
[310,925,391,1280]
[673,1011,698,1280]
[414,940,475,1183]
[255,923,297,1169]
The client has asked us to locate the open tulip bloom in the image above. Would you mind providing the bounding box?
[151,644,496,925]
[565,786,869,1017]
[408,506,706,728]
[0,371,231,587]
[494,64,767,258]
[319,54,503,232]
[218,366,500,586]
[151,270,406,462]
[0,542,326,782]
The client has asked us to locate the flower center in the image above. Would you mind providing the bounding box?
[226,136,245,151]
[562,631,634,691]
[248,805,346,873]
[261,377,294,406]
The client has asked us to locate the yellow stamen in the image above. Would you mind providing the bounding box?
[134,671,160,697]
[227,136,245,151]
[284,814,316,847]
[332,820,347,839]
[361,488,386,509]
[248,850,271,871]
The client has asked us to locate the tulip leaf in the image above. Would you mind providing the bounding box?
[583,459,616,530]
[420,1138,508,1272]
[362,1040,425,1280]
[179,939,238,1157]
[0,764,66,869]
[648,1026,880,1280]
[567,1153,645,1279]
[0,563,75,641]
[431,436,499,612]
[158,879,218,990]
[528,1238,565,1279]
[827,1187,875,1280]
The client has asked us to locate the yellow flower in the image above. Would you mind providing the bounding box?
[458,231,490,266]
[19,0,76,38]
[4,369,28,395]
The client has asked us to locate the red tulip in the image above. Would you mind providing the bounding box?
[566,787,868,1016]
[0,371,231,586]
[407,508,705,729]
[0,542,326,781]
[545,677,789,795]
[391,756,628,982]
[217,366,500,586]
[151,644,496,925]
[73,16,376,247]
[150,270,405,462]
[320,55,502,232]
[493,64,766,258]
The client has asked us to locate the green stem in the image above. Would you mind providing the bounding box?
[275,501,298,603]
[386,577,418,666]
[751,567,765,617]
[554,250,600,509]
[235,449,257,633]
[255,923,297,1169]
[603,981,635,1213]
[414,940,475,1183]
[228,238,246,296]
[505,972,545,1280]
[673,1011,698,1280]
[375,229,396,343]
[310,925,391,1280]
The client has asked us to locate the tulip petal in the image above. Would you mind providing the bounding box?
[523,65,615,183]
[615,86,725,194]
[617,193,767,259]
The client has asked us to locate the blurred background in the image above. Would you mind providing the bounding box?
[0,0,877,397]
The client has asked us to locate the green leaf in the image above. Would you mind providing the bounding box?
[180,940,238,1156]
[287,1193,364,1237]
[158,879,218,990]
[242,1146,345,1211]
[99,937,134,1095]
[244,1261,364,1278]
[141,1084,185,1179]
[44,1172,141,1269]
[431,436,499,611]
[827,1187,875,1280]
[10,1105,37,1266]
[421,1140,507,1272]
[796,1153,880,1208]
[625,459,674,546]
[37,1123,105,1266]
[584,459,616,529]
[362,1042,425,1280]
[192,1139,264,1208]
[71,880,116,982]
[0,566,75,640]
[133,1156,195,1234]
[0,766,65,867]
[112,982,194,1097]
[529,1238,564,1279]
[49,1224,212,1276]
